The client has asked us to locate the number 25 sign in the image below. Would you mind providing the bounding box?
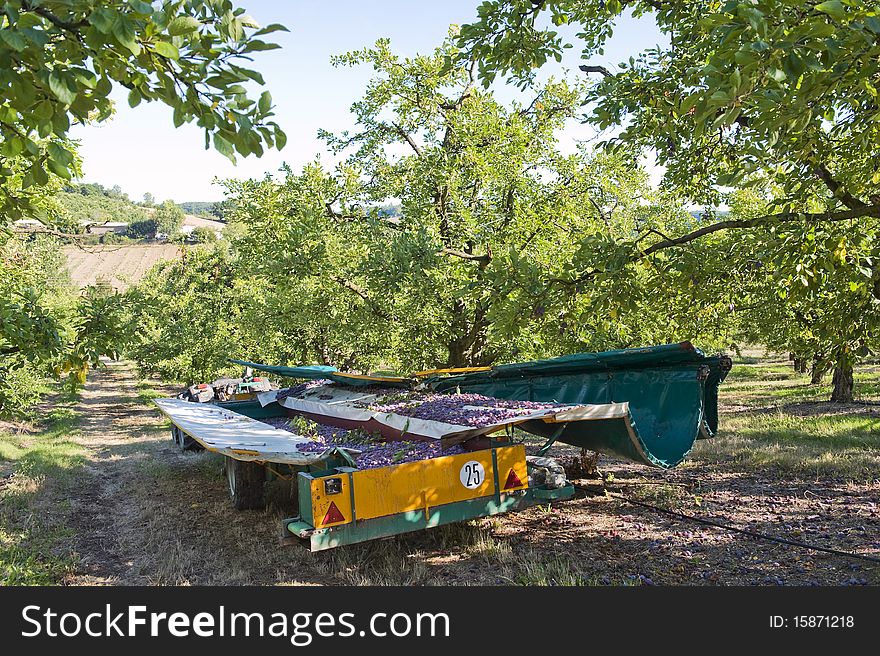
[459,461,485,489]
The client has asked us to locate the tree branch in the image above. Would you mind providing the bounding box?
[560,204,880,287]
[391,122,422,156]
[438,247,491,264]
[640,205,880,258]
[579,64,611,77]
[22,3,88,32]
[12,226,80,239]
[330,276,391,320]
[814,163,867,210]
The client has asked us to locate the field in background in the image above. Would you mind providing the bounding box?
[63,244,183,291]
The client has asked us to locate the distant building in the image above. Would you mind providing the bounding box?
[12,219,44,230]
[181,214,224,235]
[81,221,129,235]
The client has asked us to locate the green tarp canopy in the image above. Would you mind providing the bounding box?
[228,360,412,388]
[424,342,731,468]
[229,360,337,380]
[231,342,731,469]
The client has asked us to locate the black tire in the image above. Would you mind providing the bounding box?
[225,456,266,510]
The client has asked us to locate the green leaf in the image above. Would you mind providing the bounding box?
[128,88,141,108]
[48,142,73,167]
[89,8,115,33]
[51,110,69,133]
[274,126,287,150]
[151,40,180,59]
[30,162,48,186]
[0,29,27,51]
[734,49,757,65]
[213,132,235,161]
[129,0,154,14]
[258,90,272,114]
[254,23,290,36]
[239,14,260,28]
[168,16,201,36]
[33,100,54,120]
[814,1,845,20]
[242,40,281,52]
[113,19,141,55]
[769,68,787,83]
[716,106,742,127]
[48,73,76,105]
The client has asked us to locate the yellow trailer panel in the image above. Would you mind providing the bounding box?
[349,445,526,521]
[308,473,353,529]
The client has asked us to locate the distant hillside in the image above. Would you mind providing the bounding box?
[58,183,149,227]
[178,201,225,220]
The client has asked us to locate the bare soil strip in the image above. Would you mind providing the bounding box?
[63,244,183,291]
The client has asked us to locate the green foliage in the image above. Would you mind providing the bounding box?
[0,232,126,415]
[459,1,880,398]
[0,0,288,226]
[56,183,149,231]
[126,218,156,238]
[461,1,880,208]
[124,243,249,382]
[189,226,218,243]
[127,36,733,381]
[178,201,221,218]
[153,199,185,235]
[98,232,131,245]
[0,364,50,418]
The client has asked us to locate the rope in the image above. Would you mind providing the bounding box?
[575,483,880,565]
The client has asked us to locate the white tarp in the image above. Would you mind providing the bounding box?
[153,398,337,465]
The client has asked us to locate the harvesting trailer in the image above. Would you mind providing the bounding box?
[153,342,730,551]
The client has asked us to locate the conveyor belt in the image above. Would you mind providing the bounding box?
[153,398,342,465]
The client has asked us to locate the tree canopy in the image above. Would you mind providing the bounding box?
[127,36,738,381]
[458,0,880,399]
[0,0,287,224]
[460,1,880,227]
[0,0,288,414]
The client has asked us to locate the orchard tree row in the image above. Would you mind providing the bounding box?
[124,29,877,404]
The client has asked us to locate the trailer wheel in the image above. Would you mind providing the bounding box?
[172,426,203,452]
[225,457,266,510]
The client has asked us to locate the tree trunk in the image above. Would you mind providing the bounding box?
[810,355,829,385]
[830,363,854,403]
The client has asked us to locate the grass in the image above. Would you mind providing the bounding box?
[0,388,84,585]
[693,360,880,481]
[136,380,164,406]
[498,552,641,586]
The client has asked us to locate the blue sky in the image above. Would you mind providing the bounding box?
[69,1,664,203]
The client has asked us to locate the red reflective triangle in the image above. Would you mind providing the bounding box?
[503,468,524,490]
[322,501,345,525]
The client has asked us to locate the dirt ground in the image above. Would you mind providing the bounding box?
[36,362,880,586]
[63,244,183,291]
